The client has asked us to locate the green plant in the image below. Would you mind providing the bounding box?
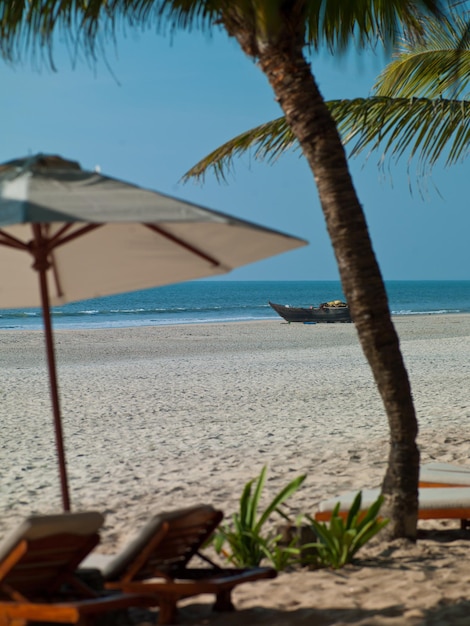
[213,465,306,568]
[266,537,302,571]
[303,491,389,569]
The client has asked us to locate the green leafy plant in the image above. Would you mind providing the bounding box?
[213,465,306,568]
[266,538,302,571]
[303,491,389,569]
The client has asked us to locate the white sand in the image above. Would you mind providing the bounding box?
[1,314,470,625]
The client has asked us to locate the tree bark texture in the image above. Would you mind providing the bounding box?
[228,25,420,538]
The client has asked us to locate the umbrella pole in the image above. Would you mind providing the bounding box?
[38,265,71,511]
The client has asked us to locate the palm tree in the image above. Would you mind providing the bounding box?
[0,0,449,539]
[184,12,470,183]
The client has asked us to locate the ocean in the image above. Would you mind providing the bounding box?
[1,280,469,331]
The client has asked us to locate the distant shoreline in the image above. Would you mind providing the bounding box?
[1,280,468,331]
[1,310,470,334]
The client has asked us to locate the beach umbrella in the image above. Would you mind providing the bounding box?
[0,153,307,511]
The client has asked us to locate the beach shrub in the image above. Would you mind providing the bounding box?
[302,491,389,569]
[266,536,303,571]
[212,465,306,569]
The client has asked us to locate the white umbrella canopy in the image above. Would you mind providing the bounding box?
[0,154,307,511]
[0,154,306,306]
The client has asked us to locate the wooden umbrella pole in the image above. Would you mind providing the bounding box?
[38,265,71,511]
[33,226,71,511]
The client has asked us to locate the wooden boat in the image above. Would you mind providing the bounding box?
[269,300,352,323]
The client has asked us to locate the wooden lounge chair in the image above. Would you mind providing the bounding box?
[0,511,153,625]
[420,462,470,488]
[315,487,470,529]
[83,504,277,625]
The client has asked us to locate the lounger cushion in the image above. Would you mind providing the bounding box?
[0,512,104,563]
[420,462,470,486]
[101,505,216,582]
[317,487,470,514]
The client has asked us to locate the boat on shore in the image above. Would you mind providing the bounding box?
[269,300,352,323]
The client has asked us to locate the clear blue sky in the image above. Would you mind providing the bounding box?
[1,26,468,281]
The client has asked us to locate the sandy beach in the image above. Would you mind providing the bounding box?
[1,314,470,625]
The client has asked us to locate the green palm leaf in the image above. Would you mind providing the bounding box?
[374,13,470,98]
[336,96,470,171]
[0,0,444,65]
[182,116,298,183]
[183,95,470,182]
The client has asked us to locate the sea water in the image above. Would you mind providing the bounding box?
[0,280,469,330]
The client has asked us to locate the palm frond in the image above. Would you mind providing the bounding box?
[304,0,444,52]
[375,13,470,98]
[182,116,299,183]
[0,0,117,64]
[0,0,448,66]
[0,1,224,65]
[183,95,470,182]
[152,0,222,31]
[333,96,470,170]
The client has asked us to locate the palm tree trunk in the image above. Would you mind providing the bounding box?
[255,46,419,539]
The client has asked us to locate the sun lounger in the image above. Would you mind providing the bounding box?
[0,512,154,625]
[82,504,277,625]
[420,462,470,487]
[315,487,470,529]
